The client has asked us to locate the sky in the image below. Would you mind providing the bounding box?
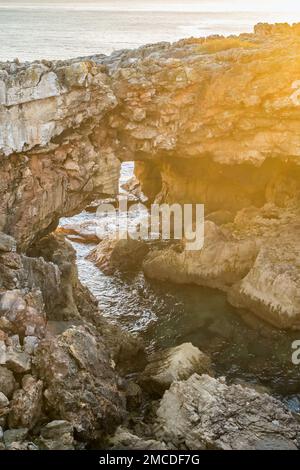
[0,0,299,12]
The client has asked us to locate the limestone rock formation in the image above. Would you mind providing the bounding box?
[0,233,142,446]
[154,374,300,450]
[140,343,212,396]
[109,426,167,450]
[1,22,300,448]
[87,236,149,274]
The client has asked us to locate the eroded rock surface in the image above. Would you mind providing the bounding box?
[154,374,300,450]
[140,343,212,396]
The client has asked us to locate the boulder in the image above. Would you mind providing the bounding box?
[33,325,125,440]
[155,374,300,450]
[39,420,74,450]
[0,233,16,253]
[140,343,212,396]
[0,366,17,398]
[0,392,9,418]
[6,349,31,374]
[9,375,43,429]
[143,221,258,291]
[87,236,149,274]
[228,234,300,329]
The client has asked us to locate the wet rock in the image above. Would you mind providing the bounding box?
[40,420,74,450]
[9,375,43,429]
[140,343,212,396]
[109,427,167,450]
[56,225,100,245]
[0,366,17,398]
[88,236,149,274]
[155,374,300,450]
[0,290,46,338]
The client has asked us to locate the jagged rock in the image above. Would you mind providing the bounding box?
[9,375,43,429]
[23,336,39,355]
[88,236,149,274]
[140,343,212,396]
[0,25,300,330]
[33,325,126,440]
[56,225,100,245]
[155,374,300,450]
[0,290,25,313]
[0,341,6,365]
[6,350,31,374]
[109,427,167,450]
[0,290,46,338]
[39,420,74,450]
[0,366,17,398]
[3,428,29,450]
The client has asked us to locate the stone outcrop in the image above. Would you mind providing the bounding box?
[0,232,143,447]
[109,426,167,450]
[139,343,212,396]
[87,236,149,274]
[1,21,300,449]
[154,374,300,450]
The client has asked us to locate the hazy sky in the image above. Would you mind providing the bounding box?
[0,0,299,11]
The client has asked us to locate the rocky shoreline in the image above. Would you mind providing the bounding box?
[1,23,300,449]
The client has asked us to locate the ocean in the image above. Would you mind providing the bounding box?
[0,2,299,62]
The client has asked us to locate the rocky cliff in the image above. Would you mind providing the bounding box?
[1,23,300,249]
[1,21,300,449]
